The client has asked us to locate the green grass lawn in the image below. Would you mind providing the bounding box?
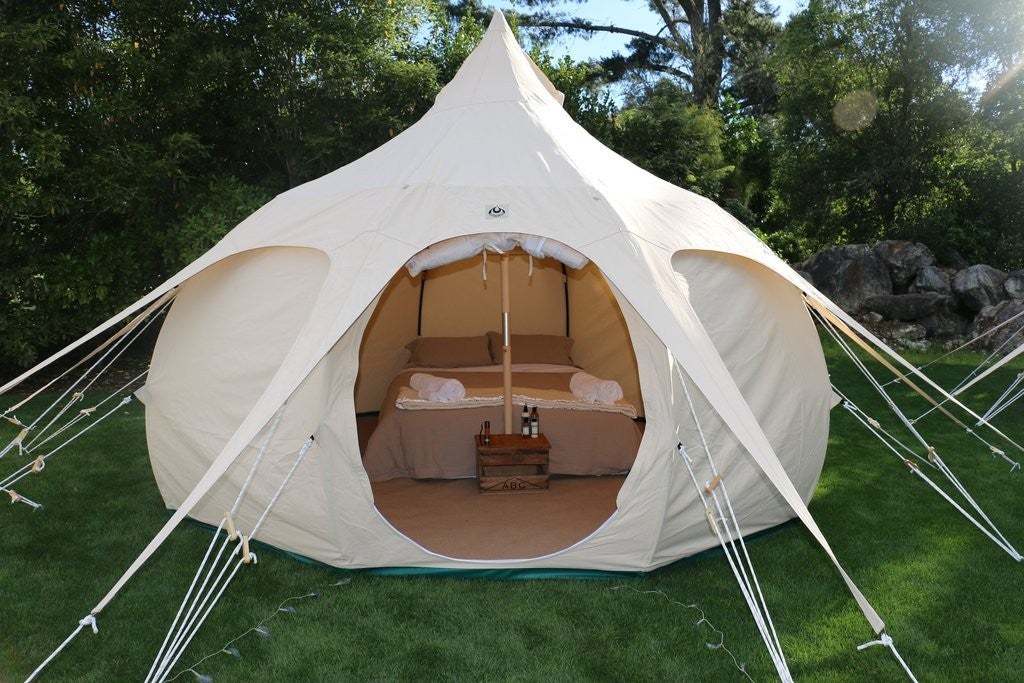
[1,337,1022,681]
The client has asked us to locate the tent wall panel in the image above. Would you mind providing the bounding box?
[355,271,420,413]
[670,250,830,526]
[144,247,330,509]
[567,261,643,414]
[419,254,566,337]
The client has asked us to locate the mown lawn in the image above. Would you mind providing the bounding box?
[1,337,1022,681]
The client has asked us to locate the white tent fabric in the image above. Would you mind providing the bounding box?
[3,12,911,636]
[405,233,589,275]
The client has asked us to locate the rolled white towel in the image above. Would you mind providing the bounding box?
[409,373,466,402]
[569,371,623,405]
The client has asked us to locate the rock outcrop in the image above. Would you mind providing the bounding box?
[799,240,1022,351]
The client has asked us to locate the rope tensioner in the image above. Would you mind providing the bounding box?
[241,535,255,565]
[32,456,45,473]
[143,433,312,683]
[704,506,721,535]
[4,414,25,428]
[0,426,32,458]
[6,488,42,509]
[823,316,1024,559]
[984,445,1019,473]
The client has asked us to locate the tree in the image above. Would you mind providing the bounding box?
[512,0,782,109]
[611,79,732,198]
[770,0,1023,267]
[0,0,443,373]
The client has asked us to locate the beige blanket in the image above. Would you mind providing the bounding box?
[362,366,642,481]
[395,386,638,418]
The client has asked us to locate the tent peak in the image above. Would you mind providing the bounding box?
[431,7,565,110]
[487,8,511,31]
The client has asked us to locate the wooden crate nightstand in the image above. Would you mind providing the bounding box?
[475,433,550,494]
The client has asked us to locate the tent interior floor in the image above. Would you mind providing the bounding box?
[357,414,627,560]
[370,475,625,560]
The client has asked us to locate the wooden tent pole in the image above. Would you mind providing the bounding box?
[501,253,513,433]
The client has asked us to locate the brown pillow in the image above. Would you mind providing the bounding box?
[487,331,575,365]
[406,335,493,368]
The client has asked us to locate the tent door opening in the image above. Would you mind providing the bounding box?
[355,248,644,560]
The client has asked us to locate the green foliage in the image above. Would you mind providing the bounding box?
[612,80,733,198]
[721,0,783,114]
[768,0,1023,267]
[754,226,817,263]
[515,1,784,109]
[163,176,274,272]
[2,0,1022,373]
[0,1,444,375]
[421,1,487,84]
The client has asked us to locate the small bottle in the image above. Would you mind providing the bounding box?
[530,406,539,438]
[521,405,530,437]
[481,420,491,445]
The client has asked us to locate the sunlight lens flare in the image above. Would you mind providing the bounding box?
[981,58,1024,105]
[833,90,879,132]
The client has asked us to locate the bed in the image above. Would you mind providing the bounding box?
[361,334,643,482]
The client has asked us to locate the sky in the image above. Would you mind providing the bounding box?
[503,1,808,62]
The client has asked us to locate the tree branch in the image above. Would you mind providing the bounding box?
[521,18,674,51]
[651,0,690,49]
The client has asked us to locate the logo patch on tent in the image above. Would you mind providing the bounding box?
[486,204,508,219]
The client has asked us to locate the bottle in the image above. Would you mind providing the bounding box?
[530,406,539,438]
[481,420,491,446]
[521,404,530,437]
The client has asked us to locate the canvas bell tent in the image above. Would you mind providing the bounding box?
[129,12,834,574]
[8,10,1020,682]
[3,11,846,577]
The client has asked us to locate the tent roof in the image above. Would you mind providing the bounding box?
[200,11,785,278]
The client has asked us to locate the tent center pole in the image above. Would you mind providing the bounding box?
[501,254,513,433]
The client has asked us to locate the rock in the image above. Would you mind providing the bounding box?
[1004,270,1024,300]
[917,309,969,340]
[863,292,952,321]
[910,265,952,296]
[970,300,1024,351]
[873,240,936,290]
[875,320,929,349]
[802,244,893,314]
[952,264,1008,313]
[947,251,969,270]
[862,311,884,324]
